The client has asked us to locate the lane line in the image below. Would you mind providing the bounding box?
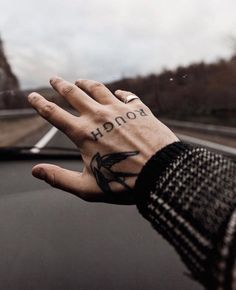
[177,133,236,156]
[30,127,58,153]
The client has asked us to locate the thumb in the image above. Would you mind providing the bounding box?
[32,163,91,200]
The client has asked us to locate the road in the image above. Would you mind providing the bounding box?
[1,121,235,290]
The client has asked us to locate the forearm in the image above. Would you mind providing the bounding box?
[135,142,236,289]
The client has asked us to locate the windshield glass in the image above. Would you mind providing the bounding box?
[0,0,235,156]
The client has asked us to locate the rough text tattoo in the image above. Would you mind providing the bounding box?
[90,151,139,194]
[91,108,148,141]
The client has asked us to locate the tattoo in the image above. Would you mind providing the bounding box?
[90,108,148,141]
[90,151,139,194]
[91,128,103,140]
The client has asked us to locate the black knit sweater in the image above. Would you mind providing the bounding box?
[135,141,236,290]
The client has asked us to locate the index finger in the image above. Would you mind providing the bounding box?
[28,92,78,139]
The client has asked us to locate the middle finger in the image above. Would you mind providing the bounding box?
[50,77,99,114]
[75,79,120,105]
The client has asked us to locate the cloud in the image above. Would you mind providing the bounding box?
[1,0,236,88]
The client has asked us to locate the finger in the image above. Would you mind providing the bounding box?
[75,79,119,105]
[114,89,142,105]
[28,92,78,138]
[32,164,103,202]
[50,76,99,113]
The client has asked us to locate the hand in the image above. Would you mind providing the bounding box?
[28,77,178,204]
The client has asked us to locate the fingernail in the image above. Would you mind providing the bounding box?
[32,167,46,180]
[75,79,85,86]
[27,92,38,103]
[50,76,62,84]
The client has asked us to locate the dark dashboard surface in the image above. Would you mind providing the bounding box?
[0,159,202,290]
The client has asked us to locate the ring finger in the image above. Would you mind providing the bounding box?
[114,89,141,105]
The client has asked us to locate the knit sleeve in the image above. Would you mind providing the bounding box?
[135,141,236,289]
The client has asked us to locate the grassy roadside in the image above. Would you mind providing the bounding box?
[0,116,49,147]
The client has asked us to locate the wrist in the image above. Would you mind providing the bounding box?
[134,141,191,208]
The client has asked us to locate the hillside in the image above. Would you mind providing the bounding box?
[107,57,236,126]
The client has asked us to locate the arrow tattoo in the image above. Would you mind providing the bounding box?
[90,150,140,194]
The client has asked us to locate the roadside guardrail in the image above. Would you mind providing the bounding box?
[162,118,236,138]
[0,109,36,119]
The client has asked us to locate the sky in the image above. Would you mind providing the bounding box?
[0,0,236,89]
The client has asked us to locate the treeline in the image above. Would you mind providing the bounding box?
[1,55,236,125]
[107,56,236,125]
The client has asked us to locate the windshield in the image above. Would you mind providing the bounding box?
[0,0,235,157]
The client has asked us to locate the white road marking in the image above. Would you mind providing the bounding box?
[177,133,236,156]
[30,127,58,153]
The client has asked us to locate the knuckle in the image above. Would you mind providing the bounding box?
[72,122,87,142]
[75,79,83,86]
[40,103,56,118]
[47,168,62,188]
[75,126,86,139]
[93,108,108,120]
[89,82,104,93]
[62,85,75,96]
[59,121,74,136]
[48,172,56,187]
[61,118,85,141]
[44,170,56,187]
[50,78,62,86]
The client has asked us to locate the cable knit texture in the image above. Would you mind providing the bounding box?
[135,142,236,289]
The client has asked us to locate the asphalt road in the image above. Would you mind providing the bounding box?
[0,129,202,290]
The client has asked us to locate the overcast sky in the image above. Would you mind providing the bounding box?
[0,0,236,89]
